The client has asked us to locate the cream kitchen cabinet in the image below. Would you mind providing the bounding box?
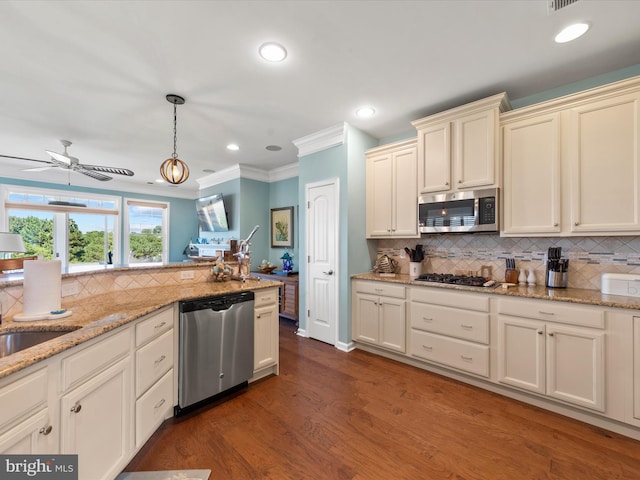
[412,93,510,195]
[634,316,640,421]
[253,287,279,379]
[501,76,640,236]
[497,298,605,412]
[409,287,490,377]
[352,280,406,353]
[502,112,561,235]
[365,139,419,238]
[59,328,133,480]
[0,365,56,454]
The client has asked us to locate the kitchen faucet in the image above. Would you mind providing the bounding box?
[235,225,259,281]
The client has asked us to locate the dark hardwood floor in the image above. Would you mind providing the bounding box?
[125,319,640,479]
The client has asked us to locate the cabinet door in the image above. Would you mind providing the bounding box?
[455,109,496,189]
[502,113,561,235]
[366,152,394,237]
[567,92,640,233]
[497,316,545,394]
[254,303,278,371]
[417,121,451,193]
[60,357,132,480]
[379,298,406,353]
[634,316,640,420]
[546,325,605,412]
[392,145,419,237]
[353,293,380,345]
[0,409,56,454]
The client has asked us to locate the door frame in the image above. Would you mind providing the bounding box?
[303,177,340,346]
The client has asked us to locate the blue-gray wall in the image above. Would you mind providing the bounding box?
[268,176,299,267]
[0,177,198,263]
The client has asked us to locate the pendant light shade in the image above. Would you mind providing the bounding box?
[160,94,190,185]
[160,157,189,184]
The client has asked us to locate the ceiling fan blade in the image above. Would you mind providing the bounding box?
[45,150,72,165]
[76,167,112,181]
[0,154,53,165]
[82,164,135,176]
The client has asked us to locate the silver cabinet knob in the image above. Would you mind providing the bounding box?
[70,402,82,413]
[39,425,53,436]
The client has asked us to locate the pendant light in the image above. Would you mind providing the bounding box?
[160,94,190,184]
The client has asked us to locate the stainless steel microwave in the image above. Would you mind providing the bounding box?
[418,188,499,233]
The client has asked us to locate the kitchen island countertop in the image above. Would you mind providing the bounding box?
[0,278,281,380]
[353,272,640,310]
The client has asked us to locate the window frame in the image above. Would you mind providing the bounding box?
[123,198,170,266]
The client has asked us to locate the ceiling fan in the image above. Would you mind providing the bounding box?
[0,140,135,182]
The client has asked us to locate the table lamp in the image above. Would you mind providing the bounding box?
[0,232,25,258]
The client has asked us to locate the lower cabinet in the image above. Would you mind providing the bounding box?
[253,287,279,379]
[634,316,640,420]
[497,298,606,412]
[352,280,406,353]
[60,357,132,480]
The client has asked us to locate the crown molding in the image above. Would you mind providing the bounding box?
[196,162,299,190]
[292,122,348,158]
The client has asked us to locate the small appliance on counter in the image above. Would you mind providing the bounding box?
[601,273,640,297]
[546,246,568,288]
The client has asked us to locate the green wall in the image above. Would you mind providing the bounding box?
[0,177,198,263]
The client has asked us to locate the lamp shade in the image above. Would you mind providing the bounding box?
[160,158,190,185]
[0,232,25,253]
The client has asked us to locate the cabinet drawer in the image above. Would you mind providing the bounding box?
[410,302,489,344]
[254,288,278,307]
[61,328,130,392]
[355,281,405,299]
[410,287,489,312]
[135,369,173,449]
[410,330,489,377]
[136,329,174,397]
[0,367,48,433]
[498,298,605,329]
[135,307,173,347]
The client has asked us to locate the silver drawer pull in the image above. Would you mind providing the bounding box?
[539,311,555,316]
[422,317,433,322]
[154,398,166,410]
[422,345,433,351]
[70,402,82,413]
[154,321,167,329]
[39,424,53,436]
[460,355,473,361]
[460,324,473,329]
[154,355,166,365]
[374,288,383,292]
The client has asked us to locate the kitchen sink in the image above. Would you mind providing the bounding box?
[0,330,77,358]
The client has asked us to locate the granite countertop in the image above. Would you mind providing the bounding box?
[353,272,640,310]
[0,278,281,380]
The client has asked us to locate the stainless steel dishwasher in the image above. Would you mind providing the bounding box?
[176,291,254,415]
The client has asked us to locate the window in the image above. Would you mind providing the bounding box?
[2,185,120,272]
[123,199,169,266]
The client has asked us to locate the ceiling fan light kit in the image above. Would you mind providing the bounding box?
[160,94,190,185]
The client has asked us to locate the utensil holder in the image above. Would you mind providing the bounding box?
[505,269,518,284]
[409,262,422,279]
[546,270,567,288]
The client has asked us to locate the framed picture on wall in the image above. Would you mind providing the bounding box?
[270,206,294,248]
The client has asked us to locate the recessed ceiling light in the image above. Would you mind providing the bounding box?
[155,179,164,183]
[356,106,376,119]
[265,145,282,151]
[259,42,287,62]
[554,22,590,43]
[226,143,240,151]
[203,168,216,173]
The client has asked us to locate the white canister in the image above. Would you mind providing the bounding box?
[409,262,423,279]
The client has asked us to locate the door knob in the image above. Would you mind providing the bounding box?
[323,270,334,275]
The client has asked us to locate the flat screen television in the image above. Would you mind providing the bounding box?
[196,193,229,232]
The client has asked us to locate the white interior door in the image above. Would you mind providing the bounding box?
[306,179,339,345]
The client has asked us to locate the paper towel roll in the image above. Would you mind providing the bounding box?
[23,260,62,316]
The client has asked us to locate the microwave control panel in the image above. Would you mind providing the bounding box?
[478,197,496,225]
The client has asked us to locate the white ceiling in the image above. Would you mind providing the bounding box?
[1,0,640,198]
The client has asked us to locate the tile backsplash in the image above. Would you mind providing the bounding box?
[377,235,640,290]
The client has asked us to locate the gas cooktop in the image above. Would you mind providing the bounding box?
[414,273,493,287]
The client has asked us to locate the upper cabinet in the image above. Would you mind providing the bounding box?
[412,93,511,194]
[501,76,640,236]
[366,139,419,238]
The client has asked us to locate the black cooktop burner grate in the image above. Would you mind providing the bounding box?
[415,273,488,287]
